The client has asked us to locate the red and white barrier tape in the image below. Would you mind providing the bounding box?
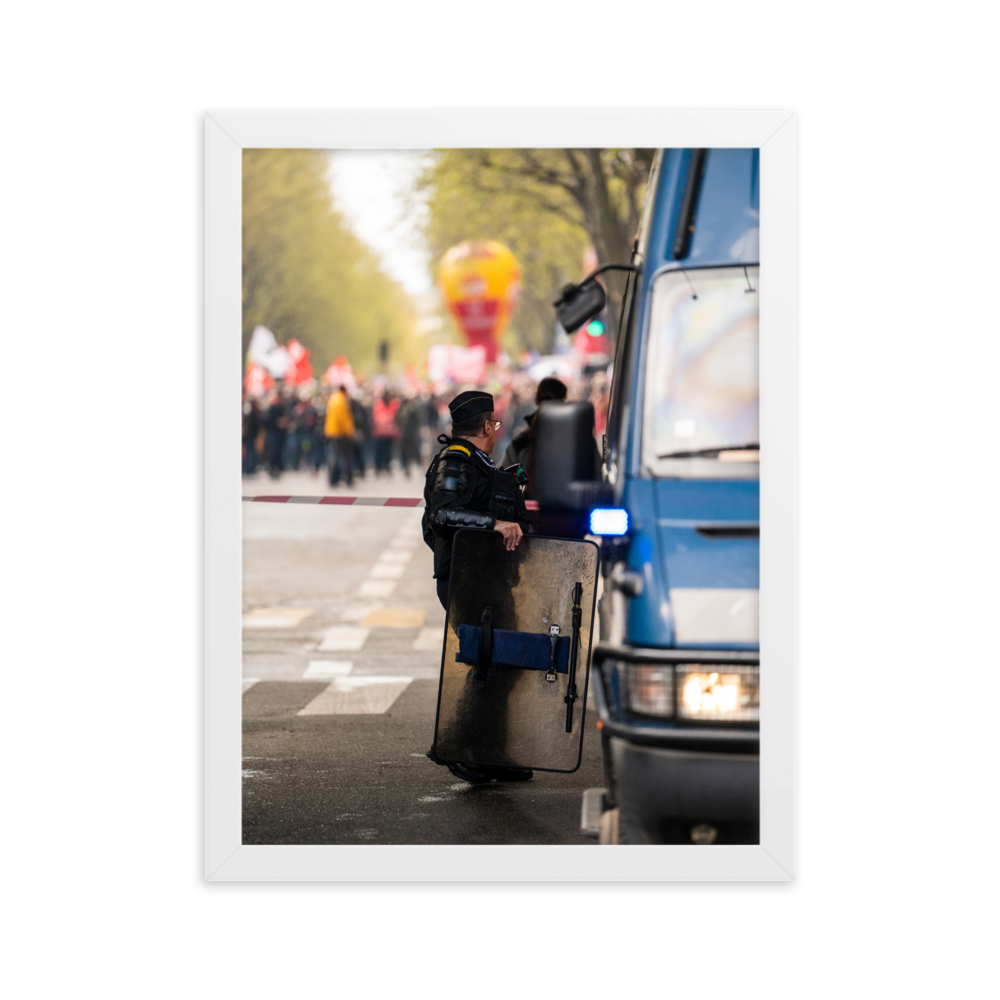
[242,495,541,510]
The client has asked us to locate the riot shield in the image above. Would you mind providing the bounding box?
[432,529,600,772]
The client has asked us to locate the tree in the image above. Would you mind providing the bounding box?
[416,149,654,348]
[242,149,421,376]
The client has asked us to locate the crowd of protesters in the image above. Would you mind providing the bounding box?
[241,369,611,486]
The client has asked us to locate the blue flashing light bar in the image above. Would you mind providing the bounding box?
[589,508,629,536]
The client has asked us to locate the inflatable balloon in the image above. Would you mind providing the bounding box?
[438,241,521,364]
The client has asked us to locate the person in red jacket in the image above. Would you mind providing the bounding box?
[371,393,401,475]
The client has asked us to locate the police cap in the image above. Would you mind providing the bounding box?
[448,390,494,420]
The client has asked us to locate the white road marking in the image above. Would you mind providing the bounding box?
[378,548,414,563]
[360,607,426,627]
[318,626,370,651]
[243,607,313,628]
[416,783,472,804]
[372,665,439,680]
[368,563,405,579]
[334,676,410,687]
[303,660,353,679]
[359,580,396,598]
[413,627,443,651]
[242,678,260,693]
[297,676,413,715]
[340,603,381,621]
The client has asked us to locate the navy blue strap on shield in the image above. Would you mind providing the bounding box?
[457,624,571,674]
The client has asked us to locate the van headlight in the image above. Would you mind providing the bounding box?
[677,665,759,722]
[623,664,675,717]
[618,662,759,722]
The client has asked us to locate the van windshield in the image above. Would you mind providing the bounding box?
[642,266,759,478]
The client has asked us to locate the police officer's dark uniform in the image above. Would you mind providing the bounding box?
[422,390,533,784]
[422,391,530,611]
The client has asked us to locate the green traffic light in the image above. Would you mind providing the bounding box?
[586,319,604,337]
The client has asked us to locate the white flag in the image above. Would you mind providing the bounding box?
[248,325,290,378]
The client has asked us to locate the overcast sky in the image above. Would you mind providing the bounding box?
[326,150,434,296]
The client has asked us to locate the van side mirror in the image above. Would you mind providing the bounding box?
[553,278,606,334]
[534,401,612,514]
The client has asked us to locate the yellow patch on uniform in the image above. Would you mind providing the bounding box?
[447,445,471,456]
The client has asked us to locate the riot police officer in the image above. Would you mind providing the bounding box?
[422,390,534,784]
[421,390,530,611]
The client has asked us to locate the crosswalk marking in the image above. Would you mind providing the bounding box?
[297,676,413,715]
[303,660,353,679]
[378,548,415,563]
[368,563,406,579]
[340,603,380,621]
[413,627,443,651]
[318,626,370,651]
[360,607,426,627]
[243,607,313,628]
[359,580,396,598]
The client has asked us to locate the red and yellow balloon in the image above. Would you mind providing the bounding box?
[438,240,521,364]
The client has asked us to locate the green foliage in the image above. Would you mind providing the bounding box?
[242,149,420,376]
[416,149,653,351]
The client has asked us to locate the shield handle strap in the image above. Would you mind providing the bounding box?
[564,582,583,732]
[545,624,561,682]
[478,607,493,681]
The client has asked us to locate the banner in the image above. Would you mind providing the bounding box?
[324,354,357,393]
[427,344,487,387]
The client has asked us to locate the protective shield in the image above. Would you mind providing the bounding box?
[432,529,600,772]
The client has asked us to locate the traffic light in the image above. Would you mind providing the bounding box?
[586,318,605,338]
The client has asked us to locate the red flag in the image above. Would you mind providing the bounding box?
[285,339,313,385]
[245,362,274,397]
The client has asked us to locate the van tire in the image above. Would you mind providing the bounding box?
[598,808,620,845]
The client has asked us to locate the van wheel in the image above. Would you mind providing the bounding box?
[598,808,620,845]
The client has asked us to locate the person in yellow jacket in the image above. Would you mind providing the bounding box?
[324,385,356,487]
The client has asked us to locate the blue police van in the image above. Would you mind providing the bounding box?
[540,148,760,845]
